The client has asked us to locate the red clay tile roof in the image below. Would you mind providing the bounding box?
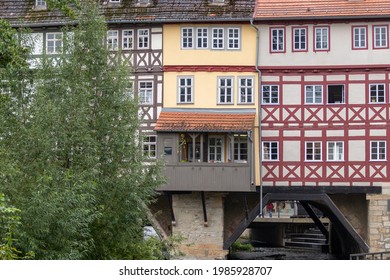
[155,109,256,132]
[254,0,390,20]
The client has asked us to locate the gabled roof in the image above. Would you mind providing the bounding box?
[1,0,255,27]
[254,0,390,20]
[155,108,256,132]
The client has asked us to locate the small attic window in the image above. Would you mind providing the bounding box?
[136,0,151,6]
[35,0,47,10]
[210,0,227,5]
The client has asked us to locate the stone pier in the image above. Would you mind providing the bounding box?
[367,193,390,252]
[172,192,227,259]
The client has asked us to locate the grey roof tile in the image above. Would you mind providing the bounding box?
[1,0,255,27]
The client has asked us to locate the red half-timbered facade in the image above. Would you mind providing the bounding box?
[260,67,390,187]
[255,0,390,190]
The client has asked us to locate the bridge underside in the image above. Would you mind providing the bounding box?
[224,186,382,257]
[149,186,382,259]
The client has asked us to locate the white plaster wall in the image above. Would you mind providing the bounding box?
[258,23,390,67]
[348,84,366,104]
[283,84,301,105]
[348,140,366,161]
[283,141,300,161]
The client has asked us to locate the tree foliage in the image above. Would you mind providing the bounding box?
[0,1,164,259]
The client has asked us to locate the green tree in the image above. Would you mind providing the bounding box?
[0,1,164,259]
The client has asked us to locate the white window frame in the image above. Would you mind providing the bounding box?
[262,141,279,161]
[238,77,254,104]
[314,26,329,51]
[369,84,385,103]
[138,81,153,104]
[36,0,46,6]
[46,32,63,54]
[233,134,248,163]
[305,141,322,161]
[208,136,224,163]
[107,30,118,51]
[122,30,134,50]
[370,141,386,161]
[327,141,344,161]
[293,27,307,51]
[143,136,157,159]
[212,28,224,50]
[178,76,194,103]
[353,26,367,49]
[138,29,149,49]
[262,85,279,104]
[373,25,388,49]
[196,27,209,49]
[271,28,285,52]
[227,28,240,50]
[217,77,234,104]
[305,85,323,104]
[181,27,194,49]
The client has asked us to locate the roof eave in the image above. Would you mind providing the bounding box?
[253,15,390,22]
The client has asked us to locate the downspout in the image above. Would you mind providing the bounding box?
[250,17,263,217]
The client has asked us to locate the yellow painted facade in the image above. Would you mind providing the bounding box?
[163,22,260,186]
[163,24,257,66]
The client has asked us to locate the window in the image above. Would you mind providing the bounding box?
[196,27,208,49]
[218,77,233,104]
[234,135,248,162]
[227,28,240,49]
[238,77,254,104]
[369,84,385,103]
[305,85,323,104]
[327,142,344,161]
[262,85,279,104]
[212,28,224,49]
[181,27,193,49]
[209,136,224,162]
[314,26,329,51]
[122,30,133,50]
[370,141,386,161]
[373,25,388,49]
[271,28,285,52]
[293,27,307,51]
[138,81,153,104]
[181,27,240,50]
[143,136,157,158]
[137,0,151,5]
[109,0,121,2]
[178,77,193,103]
[262,142,278,161]
[138,29,149,49]
[36,0,46,6]
[46,32,62,54]
[327,85,345,104]
[352,26,367,49]
[305,142,322,161]
[107,30,118,51]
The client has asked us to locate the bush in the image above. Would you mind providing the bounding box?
[231,241,254,252]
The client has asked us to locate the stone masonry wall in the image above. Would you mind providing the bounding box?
[172,192,227,259]
[366,193,390,253]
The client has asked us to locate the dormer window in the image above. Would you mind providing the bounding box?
[136,0,151,6]
[35,0,47,9]
[210,0,226,5]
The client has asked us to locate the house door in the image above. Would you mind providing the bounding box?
[208,136,224,163]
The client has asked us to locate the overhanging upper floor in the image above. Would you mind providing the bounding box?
[155,108,257,192]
